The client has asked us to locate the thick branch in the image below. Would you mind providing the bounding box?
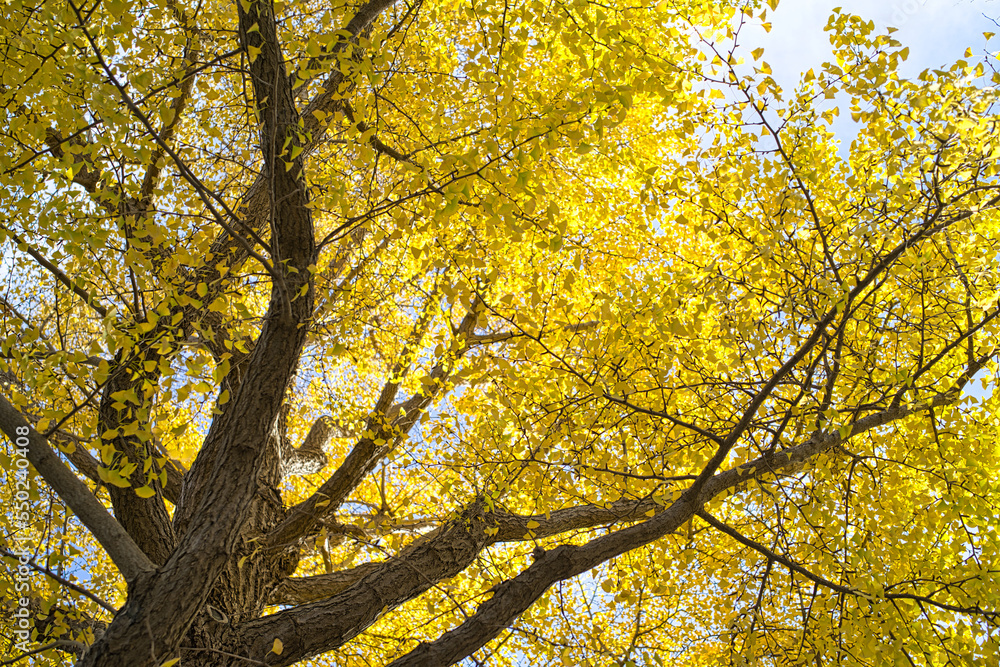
[491,496,661,541]
[382,387,977,666]
[0,393,154,582]
[266,496,662,606]
[384,498,699,667]
[268,562,383,605]
[280,415,332,477]
[75,0,318,659]
[266,306,479,548]
[241,503,494,663]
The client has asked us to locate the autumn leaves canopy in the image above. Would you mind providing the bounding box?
[1,0,999,665]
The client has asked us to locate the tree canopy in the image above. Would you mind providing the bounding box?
[1,0,999,664]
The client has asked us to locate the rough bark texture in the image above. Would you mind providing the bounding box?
[71,0,318,661]
[98,347,178,567]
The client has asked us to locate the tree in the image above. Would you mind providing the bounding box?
[1,0,999,662]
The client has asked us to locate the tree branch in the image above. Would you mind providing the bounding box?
[265,304,479,549]
[0,546,117,613]
[0,640,87,665]
[74,0,321,657]
[378,381,983,666]
[266,495,663,606]
[0,225,108,317]
[280,415,332,477]
[698,510,999,621]
[267,561,383,605]
[0,393,155,583]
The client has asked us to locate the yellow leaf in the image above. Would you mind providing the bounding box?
[271,638,283,655]
[159,105,176,126]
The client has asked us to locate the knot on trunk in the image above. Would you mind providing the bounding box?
[280,415,332,477]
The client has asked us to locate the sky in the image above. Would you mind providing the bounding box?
[744,0,1000,87]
